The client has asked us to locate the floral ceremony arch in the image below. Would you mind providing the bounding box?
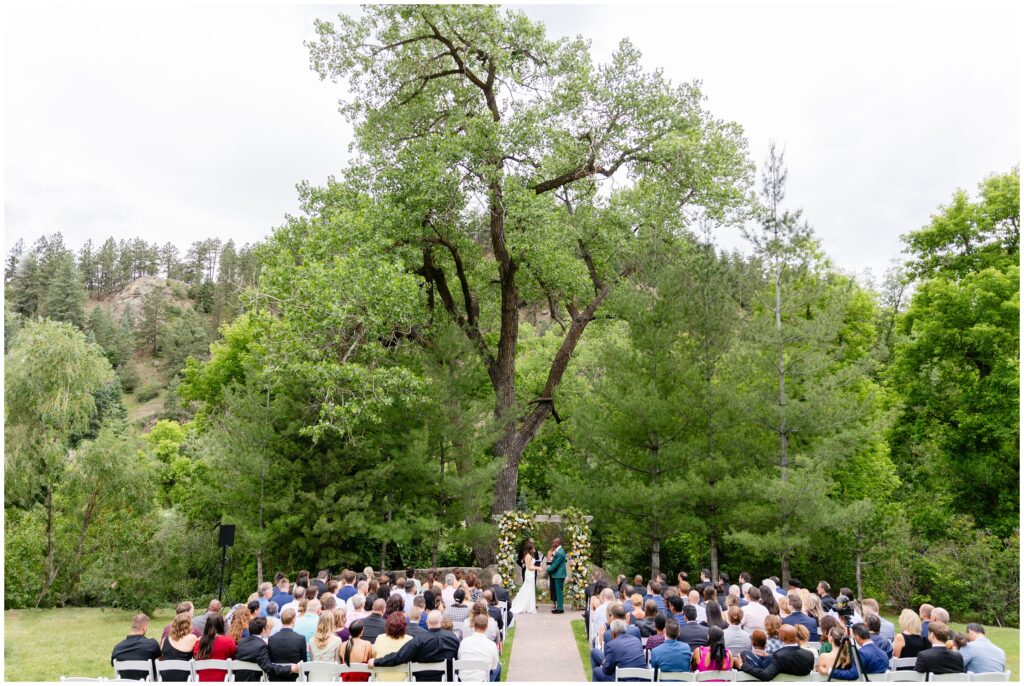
[495,507,592,609]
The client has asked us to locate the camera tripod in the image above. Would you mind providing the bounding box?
[826,616,868,682]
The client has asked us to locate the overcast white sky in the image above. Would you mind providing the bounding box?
[3,2,1020,281]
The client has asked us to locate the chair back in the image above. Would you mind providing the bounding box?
[155,659,193,682]
[452,659,491,682]
[229,659,266,681]
[693,671,731,682]
[885,672,926,682]
[654,672,694,682]
[193,659,233,678]
[969,672,1011,682]
[371,664,411,681]
[891,658,918,670]
[805,642,820,652]
[615,666,655,681]
[339,664,372,676]
[300,661,346,682]
[113,659,155,681]
[731,673,760,682]
[929,675,968,683]
[59,679,105,683]
[771,675,819,682]
[410,661,448,682]
[864,675,889,682]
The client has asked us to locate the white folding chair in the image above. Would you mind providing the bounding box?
[865,675,889,682]
[694,671,730,682]
[806,643,820,652]
[928,675,968,683]
[155,659,193,682]
[771,675,821,682]
[452,659,491,682]
[229,659,266,681]
[60,679,105,683]
[113,660,155,681]
[410,662,448,682]
[615,666,655,681]
[732,673,760,682]
[300,661,346,682]
[111,680,149,683]
[193,659,233,680]
[339,664,372,680]
[371,664,412,681]
[886,673,926,682]
[969,673,1011,682]
[654,672,694,682]
[891,658,918,671]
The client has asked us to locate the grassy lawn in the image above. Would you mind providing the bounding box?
[5,607,176,681]
[499,624,516,681]
[570,618,592,680]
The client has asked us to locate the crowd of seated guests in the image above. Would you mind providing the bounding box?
[111,567,509,682]
[582,570,1007,682]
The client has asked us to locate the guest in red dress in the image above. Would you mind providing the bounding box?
[193,615,237,681]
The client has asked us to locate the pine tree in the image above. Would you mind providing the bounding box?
[138,287,168,355]
[97,238,118,295]
[6,238,24,286]
[160,242,180,279]
[44,252,86,327]
[78,240,97,293]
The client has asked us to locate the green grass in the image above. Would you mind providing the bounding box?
[5,607,176,681]
[881,614,1018,678]
[499,624,516,681]
[570,618,592,680]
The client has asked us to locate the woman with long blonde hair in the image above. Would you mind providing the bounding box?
[309,612,342,662]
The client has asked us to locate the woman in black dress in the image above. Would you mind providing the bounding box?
[160,612,198,681]
[892,608,929,668]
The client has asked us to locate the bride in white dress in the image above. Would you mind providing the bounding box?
[509,541,540,615]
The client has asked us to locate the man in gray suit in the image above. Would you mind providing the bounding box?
[960,624,1006,673]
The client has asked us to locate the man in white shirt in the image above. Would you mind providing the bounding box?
[741,586,769,631]
[281,586,305,616]
[400,579,417,613]
[458,614,500,681]
[687,590,707,624]
[590,588,616,647]
[345,581,369,615]
[346,594,370,627]
[404,567,422,593]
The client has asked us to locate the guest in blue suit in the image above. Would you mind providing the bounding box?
[594,620,648,682]
[650,619,692,674]
[830,625,889,680]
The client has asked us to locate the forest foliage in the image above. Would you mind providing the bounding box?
[3,5,1018,626]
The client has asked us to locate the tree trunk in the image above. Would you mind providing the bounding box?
[709,527,719,582]
[776,269,787,482]
[36,483,57,608]
[781,555,790,587]
[651,530,661,581]
[855,548,863,601]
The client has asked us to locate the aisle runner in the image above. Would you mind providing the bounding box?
[506,605,587,682]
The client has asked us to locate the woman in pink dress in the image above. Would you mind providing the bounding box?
[692,626,733,681]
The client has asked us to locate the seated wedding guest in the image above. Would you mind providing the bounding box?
[741,625,814,681]
[794,625,814,657]
[651,618,692,673]
[112,613,161,681]
[235,617,299,681]
[266,602,282,635]
[724,606,752,655]
[828,624,889,680]
[229,606,252,644]
[282,586,306,617]
[257,583,274,617]
[463,600,500,645]
[271,577,293,609]
[692,626,732,677]
[914,621,965,675]
[892,609,928,661]
[647,614,668,651]
[667,595,687,625]
[645,581,668,614]
[678,605,709,651]
[482,589,505,632]
[815,626,846,675]
[384,594,405,619]
[295,599,322,641]
[334,608,351,641]
[742,587,768,631]
[593,619,647,682]
[634,600,658,638]
[458,614,501,682]
[918,604,934,641]
[817,582,835,613]
[706,601,728,631]
[445,588,471,626]
[960,623,1007,674]
[339,620,373,682]
[361,599,388,644]
[160,611,199,682]
[442,574,458,607]
[782,595,818,640]
[347,594,369,626]
[400,579,418,613]
[804,594,824,623]
[739,630,773,672]
[407,607,427,637]
[864,613,893,658]
[590,588,616,647]
[860,598,895,642]
[347,582,370,615]
[194,600,223,634]
[758,586,780,616]
[369,610,461,682]
[817,615,840,655]
[629,593,646,623]
[163,602,201,641]
[371,612,413,682]
[193,615,236,682]
[763,616,784,655]
[268,609,306,682]
[364,579,381,608]
[308,613,342,662]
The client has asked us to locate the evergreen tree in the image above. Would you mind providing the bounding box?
[43,252,86,327]
[138,287,168,355]
[6,238,24,286]
[160,242,180,279]
[160,309,211,379]
[96,238,118,294]
[78,239,97,293]
[12,252,44,317]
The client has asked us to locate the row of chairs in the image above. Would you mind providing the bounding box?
[79,658,495,682]
[613,667,1012,682]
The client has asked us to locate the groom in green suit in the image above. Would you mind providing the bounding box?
[546,537,568,613]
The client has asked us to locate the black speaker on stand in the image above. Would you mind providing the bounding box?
[218,524,235,602]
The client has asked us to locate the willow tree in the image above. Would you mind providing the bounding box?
[308,6,751,547]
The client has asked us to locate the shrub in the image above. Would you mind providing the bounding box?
[117,363,140,393]
[136,382,162,403]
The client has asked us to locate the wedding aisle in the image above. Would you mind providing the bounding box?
[505,605,587,682]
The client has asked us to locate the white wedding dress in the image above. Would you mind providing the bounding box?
[509,556,538,615]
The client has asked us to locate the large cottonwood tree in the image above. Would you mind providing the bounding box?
[307,6,751,543]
